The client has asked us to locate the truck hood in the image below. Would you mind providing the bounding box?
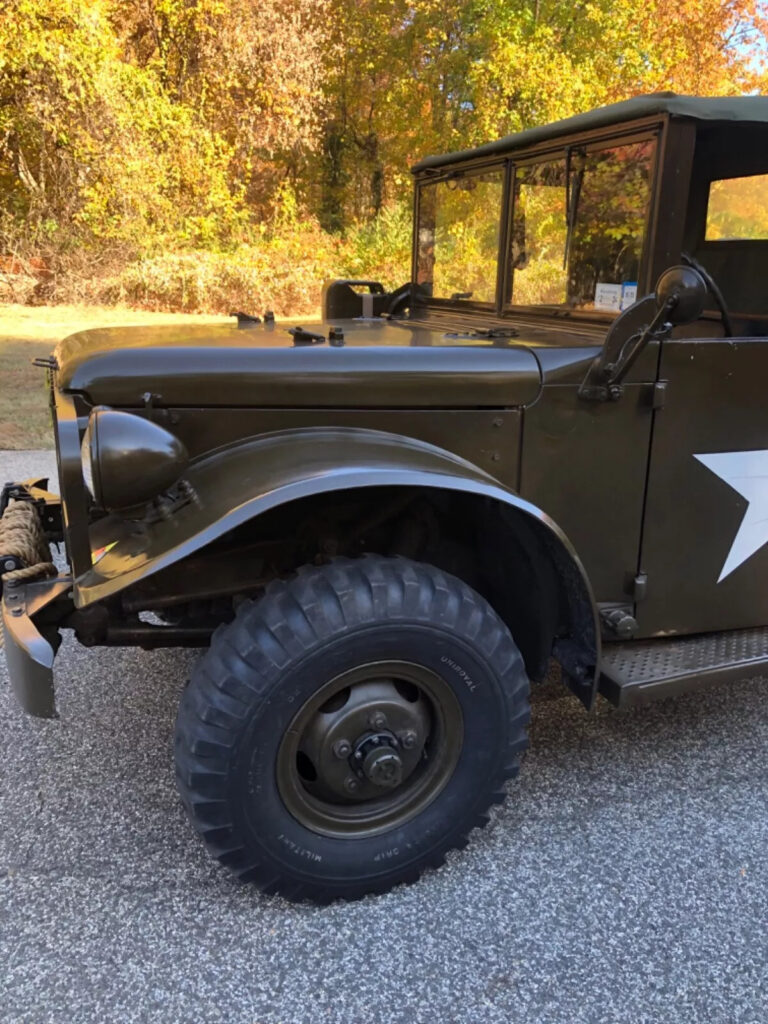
[55,317,551,409]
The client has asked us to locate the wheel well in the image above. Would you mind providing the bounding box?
[135,485,596,691]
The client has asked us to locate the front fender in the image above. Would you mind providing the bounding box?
[78,427,600,698]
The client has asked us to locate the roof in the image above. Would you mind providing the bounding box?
[411,92,768,173]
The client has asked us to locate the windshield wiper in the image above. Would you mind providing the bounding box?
[444,326,519,340]
[563,147,586,271]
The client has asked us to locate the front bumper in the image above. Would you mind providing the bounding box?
[2,576,71,717]
[1,479,69,718]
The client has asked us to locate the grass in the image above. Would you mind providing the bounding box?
[0,303,231,450]
[0,339,57,448]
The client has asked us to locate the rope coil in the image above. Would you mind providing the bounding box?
[0,500,58,648]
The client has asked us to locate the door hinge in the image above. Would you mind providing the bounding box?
[651,381,667,410]
[633,572,648,601]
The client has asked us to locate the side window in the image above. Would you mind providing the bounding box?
[509,137,656,315]
[706,174,768,240]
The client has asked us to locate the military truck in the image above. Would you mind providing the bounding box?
[4,93,768,902]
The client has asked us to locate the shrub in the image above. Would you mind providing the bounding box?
[81,207,413,316]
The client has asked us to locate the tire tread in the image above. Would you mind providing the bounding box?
[175,556,530,902]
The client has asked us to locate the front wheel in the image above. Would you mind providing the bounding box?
[174,556,530,902]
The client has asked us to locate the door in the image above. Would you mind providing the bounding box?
[637,335,768,636]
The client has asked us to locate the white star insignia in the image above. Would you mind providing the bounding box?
[695,449,768,582]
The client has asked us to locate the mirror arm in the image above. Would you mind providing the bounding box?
[578,297,677,403]
[608,298,676,384]
[579,264,707,404]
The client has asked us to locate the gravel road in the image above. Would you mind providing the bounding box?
[2,450,768,1024]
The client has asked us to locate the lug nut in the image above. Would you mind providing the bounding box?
[369,711,387,730]
[344,776,359,794]
[400,730,418,749]
[333,739,351,759]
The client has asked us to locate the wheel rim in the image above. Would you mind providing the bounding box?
[276,660,464,838]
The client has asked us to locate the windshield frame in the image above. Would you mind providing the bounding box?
[411,118,664,320]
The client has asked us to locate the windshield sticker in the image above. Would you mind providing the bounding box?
[621,282,638,309]
[594,282,622,311]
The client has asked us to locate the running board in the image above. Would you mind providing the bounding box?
[599,627,768,707]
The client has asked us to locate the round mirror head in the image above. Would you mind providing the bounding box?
[655,265,708,325]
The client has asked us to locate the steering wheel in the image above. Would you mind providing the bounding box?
[681,253,733,337]
[385,282,414,318]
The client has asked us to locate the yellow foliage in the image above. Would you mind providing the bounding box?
[2,0,768,312]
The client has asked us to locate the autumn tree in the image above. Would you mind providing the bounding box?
[318,0,768,234]
[114,0,330,214]
[470,0,768,141]
[0,0,245,260]
[2,0,768,304]
[318,0,487,230]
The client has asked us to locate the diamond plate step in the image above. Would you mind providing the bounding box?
[599,627,768,706]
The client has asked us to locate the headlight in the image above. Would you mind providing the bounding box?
[80,407,189,511]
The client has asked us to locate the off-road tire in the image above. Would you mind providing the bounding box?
[174,556,530,902]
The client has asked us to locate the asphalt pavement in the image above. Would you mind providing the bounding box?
[2,449,768,1024]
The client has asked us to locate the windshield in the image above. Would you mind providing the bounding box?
[509,138,656,314]
[415,137,655,314]
[416,167,504,303]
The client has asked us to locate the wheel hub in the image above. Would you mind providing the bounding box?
[354,733,403,788]
[296,679,429,804]
[276,661,464,838]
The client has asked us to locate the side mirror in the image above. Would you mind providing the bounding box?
[654,265,707,325]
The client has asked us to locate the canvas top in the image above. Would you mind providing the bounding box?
[411,92,768,172]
